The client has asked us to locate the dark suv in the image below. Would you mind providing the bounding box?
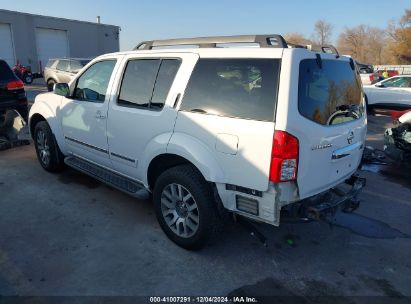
[0,60,28,121]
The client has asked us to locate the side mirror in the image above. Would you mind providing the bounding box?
[375,83,385,88]
[53,83,70,97]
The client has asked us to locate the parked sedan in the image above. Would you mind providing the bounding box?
[363,75,411,109]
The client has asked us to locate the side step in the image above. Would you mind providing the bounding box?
[64,156,149,200]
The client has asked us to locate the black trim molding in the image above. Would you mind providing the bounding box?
[65,136,108,154]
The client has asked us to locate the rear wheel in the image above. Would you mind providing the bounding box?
[24,73,33,84]
[153,165,221,250]
[47,79,56,92]
[33,121,65,172]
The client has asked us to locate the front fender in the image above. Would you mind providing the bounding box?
[166,132,226,183]
[29,93,67,154]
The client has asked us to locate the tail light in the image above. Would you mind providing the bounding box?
[369,75,374,82]
[269,131,299,183]
[6,80,24,90]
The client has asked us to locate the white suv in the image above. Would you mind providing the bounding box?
[29,35,366,249]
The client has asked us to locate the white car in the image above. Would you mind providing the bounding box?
[29,35,366,249]
[364,75,411,109]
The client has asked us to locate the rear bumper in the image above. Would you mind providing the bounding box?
[281,174,366,221]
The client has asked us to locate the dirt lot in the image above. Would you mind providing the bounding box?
[0,84,410,301]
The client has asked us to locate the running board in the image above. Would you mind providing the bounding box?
[64,156,149,200]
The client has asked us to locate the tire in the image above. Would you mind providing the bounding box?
[24,74,33,84]
[47,79,56,92]
[365,94,373,113]
[33,121,65,172]
[153,165,221,250]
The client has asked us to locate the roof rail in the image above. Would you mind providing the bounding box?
[133,34,288,50]
[307,44,339,57]
[288,43,340,57]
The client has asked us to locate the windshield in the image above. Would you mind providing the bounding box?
[298,59,364,126]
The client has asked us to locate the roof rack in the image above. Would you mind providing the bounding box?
[288,43,339,57]
[133,34,288,50]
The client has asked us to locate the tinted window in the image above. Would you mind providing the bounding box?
[180,59,280,121]
[74,60,116,102]
[0,60,15,81]
[382,77,410,88]
[151,60,181,109]
[118,59,180,109]
[298,59,363,126]
[56,60,69,71]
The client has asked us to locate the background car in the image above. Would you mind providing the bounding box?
[356,61,377,85]
[44,58,91,91]
[0,59,28,121]
[363,75,411,109]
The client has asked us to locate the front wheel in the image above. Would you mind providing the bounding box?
[33,121,65,172]
[153,165,221,250]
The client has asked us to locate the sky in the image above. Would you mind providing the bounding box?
[0,0,409,51]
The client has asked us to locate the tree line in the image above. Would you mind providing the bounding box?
[284,9,411,65]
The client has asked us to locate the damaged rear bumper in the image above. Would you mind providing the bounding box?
[281,174,366,221]
[384,124,411,163]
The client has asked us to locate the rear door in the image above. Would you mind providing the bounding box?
[279,51,366,199]
[173,52,282,192]
[107,52,198,181]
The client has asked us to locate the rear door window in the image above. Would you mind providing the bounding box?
[118,59,181,110]
[180,59,280,121]
[56,60,69,71]
[298,59,364,126]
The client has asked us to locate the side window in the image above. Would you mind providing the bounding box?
[118,59,181,109]
[151,60,181,109]
[56,60,69,71]
[74,60,116,102]
[382,77,409,88]
[69,60,84,73]
[46,59,56,68]
[180,59,280,121]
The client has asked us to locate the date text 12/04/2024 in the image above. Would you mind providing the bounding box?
[149,297,258,303]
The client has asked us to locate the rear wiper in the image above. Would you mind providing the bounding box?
[336,104,359,112]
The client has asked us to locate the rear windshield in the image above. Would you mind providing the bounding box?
[0,60,15,82]
[180,58,280,121]
[46,59,56,68]
[298,59,364,126]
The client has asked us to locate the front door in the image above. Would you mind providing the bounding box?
[60,59,119,167]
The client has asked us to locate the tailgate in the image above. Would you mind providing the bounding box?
[278,52,367,199]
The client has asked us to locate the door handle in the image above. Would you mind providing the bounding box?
[95,111,106,119]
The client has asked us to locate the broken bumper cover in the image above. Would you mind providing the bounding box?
[384,124,411,163]
[281,175,366,221]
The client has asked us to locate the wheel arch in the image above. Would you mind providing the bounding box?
[29,98,67,154]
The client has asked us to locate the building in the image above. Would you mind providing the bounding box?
[0,9,120,73]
